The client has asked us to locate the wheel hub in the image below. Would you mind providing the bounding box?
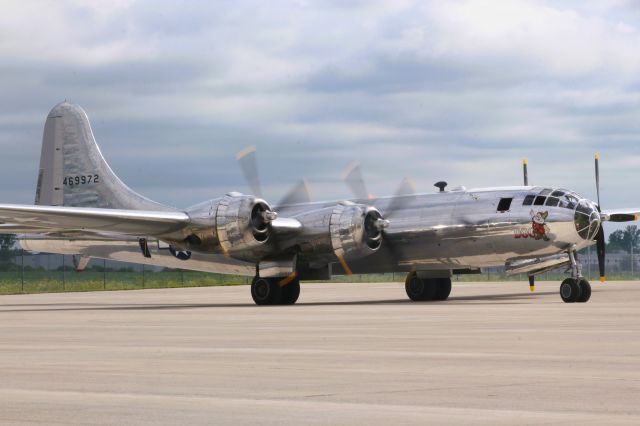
[560,282,572,299]
[255,279,269,299]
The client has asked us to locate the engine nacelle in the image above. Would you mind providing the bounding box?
[330,201,386,261]
[215,193,276,257]
[290,201,387,264]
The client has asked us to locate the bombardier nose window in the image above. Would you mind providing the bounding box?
[574,200,600,240]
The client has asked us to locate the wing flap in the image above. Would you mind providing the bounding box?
[0,204,190,236]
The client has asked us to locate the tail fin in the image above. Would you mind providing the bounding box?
[35,101,173,211]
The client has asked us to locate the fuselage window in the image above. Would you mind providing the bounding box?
[522,195,535,206]
[534,196,546,206]
[497,197,513,212]
[545,197,559,207]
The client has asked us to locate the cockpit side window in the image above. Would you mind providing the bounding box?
[565,194,579,210]
[551,190,565,197]
[523,195,535,206]
[539,188,552,196]
[534,196,546,206]
[545,197,559,207]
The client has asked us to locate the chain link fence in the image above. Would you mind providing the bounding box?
[0,250,250,295]
[0,248,637,295]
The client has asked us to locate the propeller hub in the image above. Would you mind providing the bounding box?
[374,218,390,230]
[261,210,278,222]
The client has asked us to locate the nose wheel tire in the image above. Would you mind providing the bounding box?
[251,276,300,305]
[560,278,590,303]
[576,278,591,303]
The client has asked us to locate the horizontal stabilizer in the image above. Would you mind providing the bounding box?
[0,204,190,237]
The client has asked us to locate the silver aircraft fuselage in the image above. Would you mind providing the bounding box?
[22,185,599,276]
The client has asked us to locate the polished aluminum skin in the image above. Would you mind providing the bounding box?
[6,102,638,279]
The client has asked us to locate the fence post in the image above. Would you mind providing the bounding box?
[21,249,24,293]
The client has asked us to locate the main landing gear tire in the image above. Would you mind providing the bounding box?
[560,278,591,303]
[405,272,451,301]
[280,279,300,305]
[251,276,300,305]
[434,278,452,301]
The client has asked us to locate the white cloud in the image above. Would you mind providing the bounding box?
[0,0,638,214]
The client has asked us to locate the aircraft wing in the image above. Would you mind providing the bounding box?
[602,209,640,222]
[0,204,190,236]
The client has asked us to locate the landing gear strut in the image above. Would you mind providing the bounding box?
[251,275,300,305]
[560,248,591,303]
[405,271,451,301]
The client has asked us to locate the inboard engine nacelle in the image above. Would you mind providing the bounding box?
[292,201,388,263]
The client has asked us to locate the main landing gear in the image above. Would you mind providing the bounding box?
[559,248,591,303]
[405,271,452,301]
[251,275,300,305]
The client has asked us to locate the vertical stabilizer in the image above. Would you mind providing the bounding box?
[35,102,174,211]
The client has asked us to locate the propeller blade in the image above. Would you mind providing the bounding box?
[335,252,353,276]
[523,159,528,186]
[595,153,601,212]
[596,226,606,283]
[528,275,535,292]
[277,178,312,206]
[236,146,263,199]
[373,177,418,268]
[383,177,417,219]
[343,161,372,200]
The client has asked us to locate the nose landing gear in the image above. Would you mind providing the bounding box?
[560,248,591,303]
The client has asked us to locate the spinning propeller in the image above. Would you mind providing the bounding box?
[236,145,312,207]
[341,162,420,275]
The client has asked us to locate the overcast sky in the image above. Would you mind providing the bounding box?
[1,0,639,221]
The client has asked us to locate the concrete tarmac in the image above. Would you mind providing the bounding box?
[0,280,639,425]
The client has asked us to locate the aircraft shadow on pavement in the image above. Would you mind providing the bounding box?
[0,291,557,312]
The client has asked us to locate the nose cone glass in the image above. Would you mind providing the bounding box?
[574,200,601,240]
